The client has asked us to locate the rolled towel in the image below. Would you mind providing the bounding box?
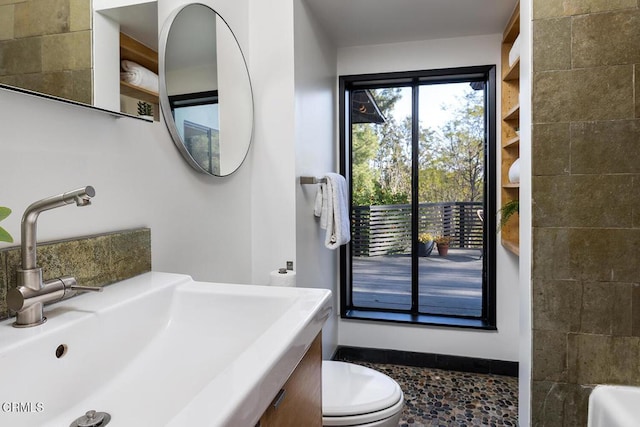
[120,60,159,93]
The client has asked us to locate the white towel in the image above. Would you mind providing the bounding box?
[314,182,329,231]
[314,173,350,249]
[314,185,325,222]
[120,60,159,93]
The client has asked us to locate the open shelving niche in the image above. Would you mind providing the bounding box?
[93,0,159,120]
[500,2,520,256]
[120,32,159,107]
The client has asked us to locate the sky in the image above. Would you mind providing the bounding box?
[390,82,474,131]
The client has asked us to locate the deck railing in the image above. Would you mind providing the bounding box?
[352,201,483,256]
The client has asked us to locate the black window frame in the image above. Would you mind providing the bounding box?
[339,65,497,330]
[168,90,219,111]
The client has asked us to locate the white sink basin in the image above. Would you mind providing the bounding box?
[0,272,332,426]
[588,385,640,427]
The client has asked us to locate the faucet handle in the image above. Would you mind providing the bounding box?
[57,276,103,295]
[69,285,103,293]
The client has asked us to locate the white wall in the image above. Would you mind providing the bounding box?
[293,0,339,358]
[247,0,298,286]
[337,34,520,362]
[0,90,252,284]
[93,11,121,111]
[518,0,533,423]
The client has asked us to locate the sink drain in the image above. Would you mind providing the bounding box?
[69,410,111,427]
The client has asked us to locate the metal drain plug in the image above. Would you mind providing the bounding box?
[69,410,111,427]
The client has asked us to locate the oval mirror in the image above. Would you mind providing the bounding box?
[159,4,253,176]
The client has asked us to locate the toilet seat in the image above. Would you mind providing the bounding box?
[322,361,404,426]
[322,396,404,426]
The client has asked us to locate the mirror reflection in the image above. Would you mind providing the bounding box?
[160,4,253,176]
[0,0,158,119]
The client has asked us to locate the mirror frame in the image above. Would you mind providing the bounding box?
[158,3,254,176]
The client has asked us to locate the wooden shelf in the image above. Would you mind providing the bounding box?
[503,104,520,121]
[501,238,520,255]
[503,58,520,81]
[120,33,158,74]
[119,32,159,118]
[502,2,520,43]
[500,211,520,255]
[503,135,520,148]
[500,1,520,257]
[120,81,159,104]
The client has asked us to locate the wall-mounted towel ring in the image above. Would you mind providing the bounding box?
[300,176,327,184]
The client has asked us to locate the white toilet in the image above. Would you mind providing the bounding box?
[322,361,404,427]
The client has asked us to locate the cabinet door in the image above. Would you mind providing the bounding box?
[259,333,322,427]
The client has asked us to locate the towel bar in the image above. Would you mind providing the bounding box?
[300,176,327,184]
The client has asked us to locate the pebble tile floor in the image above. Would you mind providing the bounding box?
[352,362,518,427]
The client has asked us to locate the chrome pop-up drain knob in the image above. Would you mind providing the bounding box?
[70,410,111,427]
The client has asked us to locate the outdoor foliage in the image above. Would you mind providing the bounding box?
[352,86,485,207]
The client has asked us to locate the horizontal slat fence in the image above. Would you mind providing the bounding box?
[352,201,483,257]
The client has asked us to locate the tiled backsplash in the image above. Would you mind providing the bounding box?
[0,228,151,321]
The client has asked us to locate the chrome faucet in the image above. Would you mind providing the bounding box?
[7,186,102,328]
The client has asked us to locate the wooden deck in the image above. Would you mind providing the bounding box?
[352,248,483,317]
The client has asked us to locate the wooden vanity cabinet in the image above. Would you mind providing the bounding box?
[258,333,322,427]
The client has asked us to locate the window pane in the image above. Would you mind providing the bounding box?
[417,83,484,317]
[351,87,412,310]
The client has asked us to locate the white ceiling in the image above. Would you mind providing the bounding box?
[304,0,518,47]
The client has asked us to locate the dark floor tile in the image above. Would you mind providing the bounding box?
[351,361,518,426]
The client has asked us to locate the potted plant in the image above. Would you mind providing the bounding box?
[418,232,434,257]
[434,235,451,256]
[137,101,153,120]
[497,199,519,232]
[0,206,13,243]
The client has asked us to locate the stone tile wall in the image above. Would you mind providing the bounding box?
[0,0,92,104]
[0,228,151,321]
[531,1,640,425]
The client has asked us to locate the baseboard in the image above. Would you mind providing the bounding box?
[332,346,518,377]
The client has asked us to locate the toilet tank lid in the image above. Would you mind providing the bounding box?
[322,361,403,417]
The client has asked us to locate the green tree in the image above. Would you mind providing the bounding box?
[371,88,402,115]
[434,90,484,202]
[351,85,484,207]
[352,88,411,206]
[352,123,379,205]
[374,116,411,198]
